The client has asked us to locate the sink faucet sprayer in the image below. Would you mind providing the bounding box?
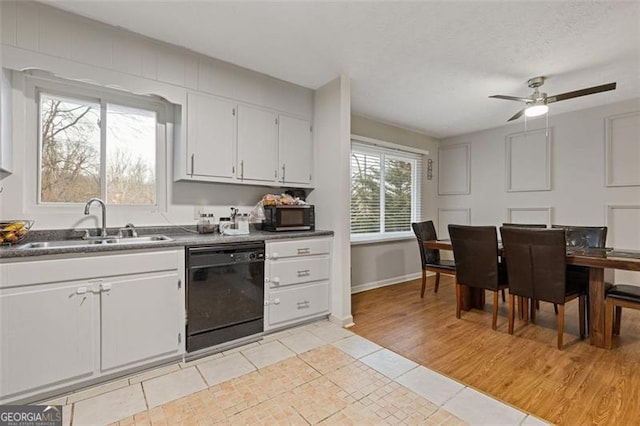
[84,198,108,237]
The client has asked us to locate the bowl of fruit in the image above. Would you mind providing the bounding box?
[0,220,34,245]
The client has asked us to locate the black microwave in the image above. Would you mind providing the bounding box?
[263,205,315,231]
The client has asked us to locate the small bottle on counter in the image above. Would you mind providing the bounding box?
[237,213,250,234]
[219,217,231,234]
[197,214,215,234]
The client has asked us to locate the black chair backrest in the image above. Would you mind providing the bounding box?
[502,223,547,228]
[411,221,440,266]
[448,225,500,291]
[500,227,567,304]
[551,225,607,248]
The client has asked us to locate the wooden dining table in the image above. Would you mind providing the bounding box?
[424,240,640,348]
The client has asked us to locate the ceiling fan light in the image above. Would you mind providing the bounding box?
[525,104,549,118]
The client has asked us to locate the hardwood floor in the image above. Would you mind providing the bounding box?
[350,276,640,425]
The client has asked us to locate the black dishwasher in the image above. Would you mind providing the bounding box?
[186,242,265,352]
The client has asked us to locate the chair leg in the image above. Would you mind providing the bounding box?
[523,298,529,323]
[455,283,461,319]
[434,273,440,294]
[508,294,515,334]
[557,304,565,350]
[518,297,524,320]
[578,295,585,338]
[554,304,559,315]
[614,306,622,335]
[420,269,427,298]
[501,289,506,303]
[530,298,536,322]
[492,291,499,330]
[605,298,614,349]
[535,300,540,310]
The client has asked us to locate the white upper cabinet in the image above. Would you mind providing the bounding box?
[278,115,313,186]
[186,92,236,180]
[237,105,278,183]
[0,68,13,177]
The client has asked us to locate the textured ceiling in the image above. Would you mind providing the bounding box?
[45,1,640,138]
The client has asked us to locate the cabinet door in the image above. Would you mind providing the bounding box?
[279,115,312,186]
[187,92,236,179]
[0,282,95,398]
[237,105,277,182]
[266,281,329,328]
[101,272,180,372]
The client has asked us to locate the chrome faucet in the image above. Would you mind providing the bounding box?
[84,198,108,237]
[119,223,138,238]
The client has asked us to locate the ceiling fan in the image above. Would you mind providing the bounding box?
[490,76,616,121]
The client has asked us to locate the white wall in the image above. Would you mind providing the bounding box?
[438,98,640,283]
[350,115,440,292]
[0,1,313,229]
[309,76,352,326]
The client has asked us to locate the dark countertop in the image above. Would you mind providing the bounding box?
[0,228,334,259]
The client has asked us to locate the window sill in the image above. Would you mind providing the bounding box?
[350,233,415,246]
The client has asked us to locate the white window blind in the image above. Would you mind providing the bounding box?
[351,140,424,238]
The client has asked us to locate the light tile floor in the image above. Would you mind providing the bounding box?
[45,320,549,425]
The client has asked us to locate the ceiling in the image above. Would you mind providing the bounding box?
[45,1,640,139]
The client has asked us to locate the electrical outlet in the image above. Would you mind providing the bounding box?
[194,206,204,220]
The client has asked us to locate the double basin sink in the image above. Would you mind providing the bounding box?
[20,235,173,250]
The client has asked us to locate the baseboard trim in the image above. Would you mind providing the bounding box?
[329,314,355,328]
[351,272,431,294]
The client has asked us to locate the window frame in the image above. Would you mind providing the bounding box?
[350,135,427,244]
[22,71,170,214]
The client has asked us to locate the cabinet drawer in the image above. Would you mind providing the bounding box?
[0,249,180,288]
[267,281,329,326]
[267,238,330,259]
[267,256,329,288]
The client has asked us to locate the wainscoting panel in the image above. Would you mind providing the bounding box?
[437,208,471,239]
[438,144,470,195]
[607,205,640,284]
[505,128,551,192]
[606,111,640,187]
[506,207,552,227]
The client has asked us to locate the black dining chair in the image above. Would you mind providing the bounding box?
[500,227,586,349]
[552,225,607,321]
[448,225,508,330]
[502,223,547,228]
[604,284,640,349]
[411,221,456,297]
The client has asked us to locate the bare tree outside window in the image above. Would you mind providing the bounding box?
[40,95,100,202]
[39,93,157,205]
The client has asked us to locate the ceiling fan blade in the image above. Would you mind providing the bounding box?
[489,95,531,102]
[546,82,616,103]
[508,108,525,121]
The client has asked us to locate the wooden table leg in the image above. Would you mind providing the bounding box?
[589,267,606,348]
[460,286,485,311]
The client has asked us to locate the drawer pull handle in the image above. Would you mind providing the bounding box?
[272,277,280,284]
[274,298,281,305]
[76,287,88,295]
[297,248,311,255]
[297,300,310,309]
[297,269,311,277]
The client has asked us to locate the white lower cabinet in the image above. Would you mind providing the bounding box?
[267,282,330,326]
[0,281,95,398]
[100,272,181,372]
[264,237,331,331]
[0,249,185,403]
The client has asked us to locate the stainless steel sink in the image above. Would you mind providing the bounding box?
[19,240,106,249]
[102,235,173,244]
[19,235,173,249]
